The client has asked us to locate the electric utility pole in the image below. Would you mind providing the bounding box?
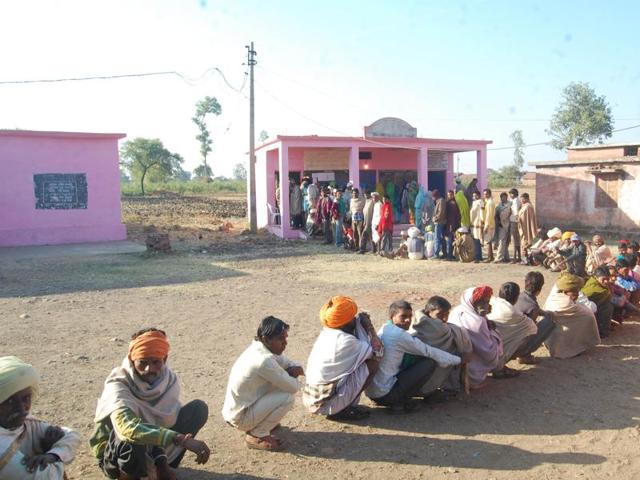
[246,42,257,233]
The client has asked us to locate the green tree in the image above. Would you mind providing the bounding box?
[488,130,526,188]
[193,164,213,180]
[259,130,269,142]
[547,82,614,150]
[120,138,182,195]
[233,162,247,181]
[192,96,222,180]
[510,129,525,171]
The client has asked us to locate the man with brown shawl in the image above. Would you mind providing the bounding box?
[409,297,472,396]
[518,193,538,259]
[543,273,601,358]
[585,235,615,274]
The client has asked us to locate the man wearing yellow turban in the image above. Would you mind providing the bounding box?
[543,274,601,358]
[303,296,383,421]
[0,356,80,479]
[91,328,211,480]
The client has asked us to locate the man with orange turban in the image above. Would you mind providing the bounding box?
[303,296,383,421]
[91,328,211,480]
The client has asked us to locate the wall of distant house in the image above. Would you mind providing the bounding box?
[0,132,126,246]
[535,164,640,232]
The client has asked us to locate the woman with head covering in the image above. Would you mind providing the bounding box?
[303,296,383,421]
[223,317,303,451]
[543,273,601,358]
[0,356,81,480]
[448,286,504,387]
[414,186,426,231]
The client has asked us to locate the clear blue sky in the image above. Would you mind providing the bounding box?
[1,0,639,175]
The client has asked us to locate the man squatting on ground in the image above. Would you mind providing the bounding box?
[365,301,461,413]
[303,296,383,421]
[91,329,210,480]
[223,316,304,451]
[0,356,80,480]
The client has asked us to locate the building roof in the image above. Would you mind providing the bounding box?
[256,134,492,152]
[0,129,126,140]
[567,141,640,150]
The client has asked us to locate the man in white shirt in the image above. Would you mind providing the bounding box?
[366,301,461,413]
[0,356,81,480]
[222,317,303,451]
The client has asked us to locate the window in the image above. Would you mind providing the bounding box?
[359,151,372,160]
[623,146,638,156]
[595,173,619,208]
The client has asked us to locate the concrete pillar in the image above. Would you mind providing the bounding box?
[476,148,488,191]
[446,152,454,191]
[348,145,360,189]
[279,143,291,238]
[417,147,429,190]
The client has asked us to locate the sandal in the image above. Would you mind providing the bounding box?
[492,367,521,379]
[327,405,370,422]
[245,434,284,451]
[517,355,541,365]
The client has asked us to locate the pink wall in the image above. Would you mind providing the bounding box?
[0,130,127,246]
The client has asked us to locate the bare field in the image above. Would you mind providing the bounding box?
[1,193,638,480]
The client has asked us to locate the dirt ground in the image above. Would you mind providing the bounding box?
[1,194,638,480]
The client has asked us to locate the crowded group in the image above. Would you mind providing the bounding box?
[2,236,639,478]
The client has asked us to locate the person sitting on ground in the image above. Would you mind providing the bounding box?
[628,241,640,279]
[522,228,548,266]
[365,301,460,413]
[585,235,614,274]
[0,356,81,480]
[453,227,475,263]
[488,282,541,378]
[608,265,640,322]
[545,231,575,271]
[615,259,640,305]
[448,286,503,388]
[91,329,210,479]
[616,240,633,264]
[582,266,615,338]
[406,226,425,260]
[342,217,355,251]
[223,317,303,451]
[423,224,435,259]
[391,230,409,259]
[409,297,472,399]
[303,296,383,421]
[543,273,601,358]
[557,234,587,277]
[512,271,557,364]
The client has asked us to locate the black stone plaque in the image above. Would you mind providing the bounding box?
[34,173,88,209]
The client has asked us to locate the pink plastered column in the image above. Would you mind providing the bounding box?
[476,148,488,190]
[279,143,292,238]
[447,152,454,192]
[417,147,429,190]
[348,145,360,189]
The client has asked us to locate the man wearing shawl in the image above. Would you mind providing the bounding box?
[377,196,394,255]
[582,266,615,338]
[482,189,496,262]
[494,192,512,263]
[517,193,538,256]
[366,301,461,413]
[509,188,522,263]
[544,273,601,358]
[445,191,462,260]
[91,329,210,480]
[223,316,303,451]
[303,296,383,421]
[585,235,614,274]
[0,357,80,480]
[488,283,539,378]
[448,286,503,387]
[409,297,472,396]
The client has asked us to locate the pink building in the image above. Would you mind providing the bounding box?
[0,130,127,247]
[256,118,492,239]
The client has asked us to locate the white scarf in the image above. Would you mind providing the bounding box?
[94,357,181,428]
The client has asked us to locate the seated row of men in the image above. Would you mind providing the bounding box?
[0,268,628,477]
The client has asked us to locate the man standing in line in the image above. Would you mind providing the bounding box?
[494,192,511,263]
[482,188,496,263]
[518,192,538,263]
[445,190,462,261]
[331,189,346,247]
[432,190,446,259]
[350,188,365,252]
[317,188,334,245]
[360,190,375,254]
[508,188,522,264]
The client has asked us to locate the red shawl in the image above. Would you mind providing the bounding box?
[377,202,394,233]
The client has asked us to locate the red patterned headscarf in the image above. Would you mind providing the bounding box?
[471,286,493,304]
